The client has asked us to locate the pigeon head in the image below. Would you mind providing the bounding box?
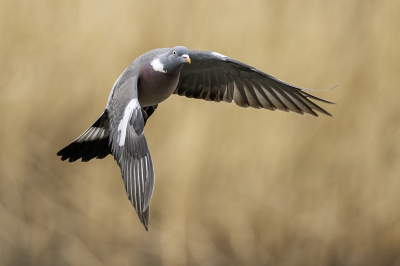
[152,46,191,74]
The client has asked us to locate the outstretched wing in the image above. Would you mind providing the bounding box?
[108,76,154,230]
[174,50,334,116]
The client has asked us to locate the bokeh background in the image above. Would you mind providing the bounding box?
[1,0,400,265]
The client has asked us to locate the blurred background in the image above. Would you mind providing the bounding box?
[1,0,399,265]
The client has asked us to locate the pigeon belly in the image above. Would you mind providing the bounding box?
[137,64,180,107]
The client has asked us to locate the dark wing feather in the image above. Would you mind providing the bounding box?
[143,104,158,126]
[108,76,154,230]
[174,50,334,116]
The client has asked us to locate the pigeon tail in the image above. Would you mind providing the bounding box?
[57,111,112,162]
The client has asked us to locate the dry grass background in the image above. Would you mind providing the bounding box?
[1,0,400,265]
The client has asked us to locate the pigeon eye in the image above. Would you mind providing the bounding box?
[173,51,177,56]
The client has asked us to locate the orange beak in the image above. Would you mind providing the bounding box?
[182,54,191,64]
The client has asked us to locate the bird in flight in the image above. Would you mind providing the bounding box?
[57,46,334,230]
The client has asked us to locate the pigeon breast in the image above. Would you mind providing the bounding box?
[138,57,180,107]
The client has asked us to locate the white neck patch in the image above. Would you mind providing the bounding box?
[150,58,166,73]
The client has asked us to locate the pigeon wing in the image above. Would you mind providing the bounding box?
[108,76,154,230]
[175,50,334,116]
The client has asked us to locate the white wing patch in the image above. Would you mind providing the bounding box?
[150,58,166,73]
[211,52,227,58]
[118,99,139,146]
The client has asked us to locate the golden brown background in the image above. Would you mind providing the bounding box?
[1,0,399,265]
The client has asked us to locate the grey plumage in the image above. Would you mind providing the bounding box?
[175,50,333,116]
[57,46,334,230]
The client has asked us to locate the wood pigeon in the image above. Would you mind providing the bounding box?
[57,46,334,230]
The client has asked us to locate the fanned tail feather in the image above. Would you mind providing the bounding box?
[57,111,112,162]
